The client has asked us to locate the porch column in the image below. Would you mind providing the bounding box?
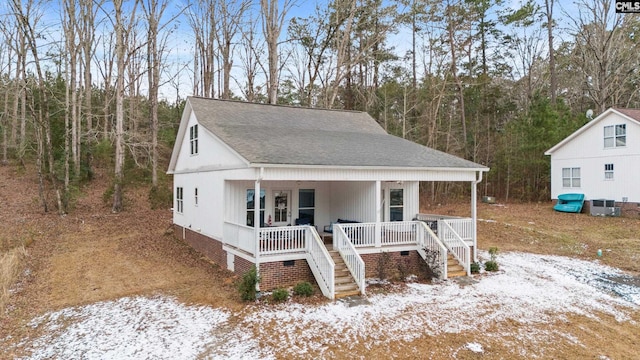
[471,173,480,262]
[375,180,382,247]
[254,173,262,282]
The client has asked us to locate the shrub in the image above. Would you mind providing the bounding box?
[484,260,499,272]
[238,266,260,301]
[293,281,314,297]
[420,247,442,280]
[271,288,289,302]
[485,247,499,271]
[470,262,481,274]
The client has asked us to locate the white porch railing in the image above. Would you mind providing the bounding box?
[334,225,366,296]
[223,222,255,253]
[259,226,307,255]
[415,221,448,279]
[381,221,418,246]
[415,214,473,243]
[339,222,375,247]
[305,226,335,299]
[439,221,471,276]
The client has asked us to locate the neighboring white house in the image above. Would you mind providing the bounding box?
[167,97,488,299]
[545,108,640,214]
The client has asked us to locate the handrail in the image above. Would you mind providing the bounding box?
[415,221,448,279]
[305,226,335,299]
[440,221,471,276]
[334,224,366,295]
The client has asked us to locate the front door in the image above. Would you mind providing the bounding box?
[272,190,291,226]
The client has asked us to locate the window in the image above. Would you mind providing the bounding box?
[246,189,265,227]
[605,163,614,180]
[298,189,315,225]
[604,124,626,148]
[562,167,581,188]
[194,188,198,206]
[390,189,404,221]
[190,124,199,155]
[176,187,183,213]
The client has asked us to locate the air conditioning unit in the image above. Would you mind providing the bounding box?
[590,199,620,217]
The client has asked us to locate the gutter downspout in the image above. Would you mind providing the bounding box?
[254,167,264,289]
[471,170,483,262]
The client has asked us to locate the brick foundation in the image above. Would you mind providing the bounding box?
[361,251,424,280]
[174,224,316,290]
[259,260,316,291]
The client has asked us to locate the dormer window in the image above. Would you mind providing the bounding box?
[604,124,626,148]
[190,124,199,155]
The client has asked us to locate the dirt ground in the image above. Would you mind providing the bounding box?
[1,164,639,359]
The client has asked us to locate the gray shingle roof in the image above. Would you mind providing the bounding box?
[188,97,486,169]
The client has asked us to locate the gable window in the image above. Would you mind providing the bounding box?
[194,188,198,206]
[604,124,626,148]
[246,189,265,227]
[176,187,184,213]
[390,189,404,221]
[562,167,581,188]
[190,124,199,155]
[605,163,614,180]
[298,189,315,225]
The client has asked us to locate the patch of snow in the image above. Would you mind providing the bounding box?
[13,252,640,359]
[20,296,268,360]
[465,342,483,353]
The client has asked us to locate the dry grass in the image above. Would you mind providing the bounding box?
[0,246,26,312]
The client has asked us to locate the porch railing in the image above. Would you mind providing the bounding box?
[223,222,255,254]
[305,226,335,299]
[415,214,473,243]
[415,221,448,279]
[259,226,307,255]
[334,225,366,295]
[381,221,418,246]
[339,222,375,247]
[439,221,471,276]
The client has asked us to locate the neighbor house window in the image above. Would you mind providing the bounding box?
[194,188,198,206]
[390,189,404,221]
[176,187,184,213]
[190,124,199,155]
[605,164,614,180]
[298,189,315,225]
[246,189,265,227]
[562,167,581,187]
[604,124,626,148]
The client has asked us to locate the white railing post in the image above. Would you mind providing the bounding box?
[375,180,382,248]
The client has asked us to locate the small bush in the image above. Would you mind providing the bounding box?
[293,281,314,297]
[484,260,499,272]
[470,262,481,274]
[237,266,260,301]
[485,247,499,271]
[271,288,289,302]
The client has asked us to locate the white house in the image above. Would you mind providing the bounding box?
[545,108,640,215]
[168,97,488,299]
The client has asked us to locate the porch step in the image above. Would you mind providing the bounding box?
[328,249,361,298]
[446,254,467,278]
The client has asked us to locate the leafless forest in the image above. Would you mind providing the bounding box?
[0,0,638,213]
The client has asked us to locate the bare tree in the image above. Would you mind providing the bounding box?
[567,0,639,113]
[238,15,264,102]
[11,0,64,213]
[112,0,140,212]
[187,0,217,98]
[544,0,557,104]
[260,0,294,104]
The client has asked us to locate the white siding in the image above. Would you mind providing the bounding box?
[260,167,479,182]
[549,113,640,202]
[173,111,247,173]
[173,171,225,240]
[330,182,376,222]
